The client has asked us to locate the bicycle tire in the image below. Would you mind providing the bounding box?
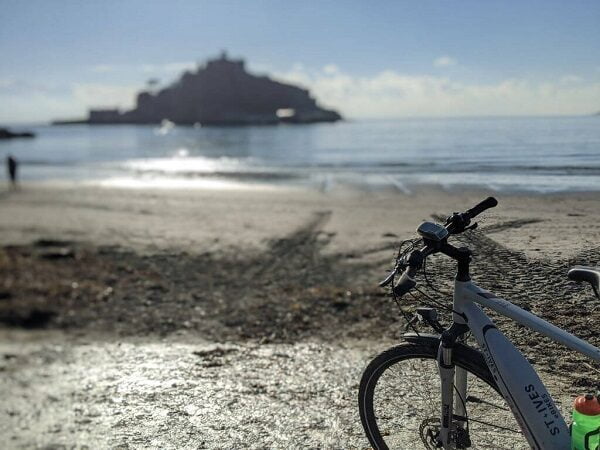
[359,340,526,449]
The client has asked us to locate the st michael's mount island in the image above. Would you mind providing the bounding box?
[54,52,342,126]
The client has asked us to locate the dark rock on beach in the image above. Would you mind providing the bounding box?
[0,127,35,139]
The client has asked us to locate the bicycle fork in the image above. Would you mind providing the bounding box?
[437,323,470,449]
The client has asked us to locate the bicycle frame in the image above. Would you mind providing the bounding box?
[436,279,600,449]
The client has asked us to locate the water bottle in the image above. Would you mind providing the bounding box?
[572,393,600,450]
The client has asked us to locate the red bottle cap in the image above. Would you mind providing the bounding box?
[574,394,600,415]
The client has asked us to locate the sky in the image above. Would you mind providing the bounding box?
[1,0,599,122]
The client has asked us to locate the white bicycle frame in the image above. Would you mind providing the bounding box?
[437,279,600,449]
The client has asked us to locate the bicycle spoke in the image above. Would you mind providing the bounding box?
[363,350,527,449]
[467,394,511,411]
[465,417,522,434]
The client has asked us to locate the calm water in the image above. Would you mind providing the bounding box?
[1,117,599,193]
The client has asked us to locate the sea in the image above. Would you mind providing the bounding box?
[1,116,599,193]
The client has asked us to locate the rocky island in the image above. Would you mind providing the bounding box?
[54,52,341,126]
[0,127,35,139]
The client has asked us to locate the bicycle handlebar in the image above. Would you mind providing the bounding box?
[445,196,498,235]
[385,197,498,296]
[465,196,498,220]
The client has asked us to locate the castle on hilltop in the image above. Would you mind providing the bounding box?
[55,52,342,126]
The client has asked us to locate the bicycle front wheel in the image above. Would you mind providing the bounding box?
[358,341,526,449]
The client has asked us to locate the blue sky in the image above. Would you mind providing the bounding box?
[1,0,599,122]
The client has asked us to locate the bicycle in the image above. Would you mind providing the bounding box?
[358,197,600,449]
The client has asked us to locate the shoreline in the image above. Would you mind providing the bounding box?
[5,175,600,196]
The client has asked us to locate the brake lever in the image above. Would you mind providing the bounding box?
[464,222,478,232]
[380,252,411,287]
[444,213,477,235]
[444,212,458,226]
[379,269,397,287]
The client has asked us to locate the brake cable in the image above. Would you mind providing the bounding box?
[392,274,421,336]
[422,256,453,300]
[390,238,422,336]
[390,234,472,331]
[417,253,466,317]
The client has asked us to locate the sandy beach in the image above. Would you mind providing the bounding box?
[1,183,599,448]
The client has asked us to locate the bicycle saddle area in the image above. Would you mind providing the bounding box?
[568,266,600,293]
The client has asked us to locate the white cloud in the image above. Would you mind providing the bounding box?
[90,64,116,73]
[323,64,340,75]
[140,62,196,74]
[0,78,14,89]
[89,62,197,74]
[0,82,140,122]
[72,83,138,109]
[0,92,81,123]
[560,75,583,84]
[0,79,61,94]
[274,66,600,118]
[434,56,457,68]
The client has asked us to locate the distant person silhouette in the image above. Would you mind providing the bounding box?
[7,155,18,188]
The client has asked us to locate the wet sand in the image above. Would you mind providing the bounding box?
[1,184,599,448]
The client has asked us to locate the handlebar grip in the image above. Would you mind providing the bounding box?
[466,197,498,219]
[393,269,417,297]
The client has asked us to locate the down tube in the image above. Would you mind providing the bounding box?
[461,301,570,450]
